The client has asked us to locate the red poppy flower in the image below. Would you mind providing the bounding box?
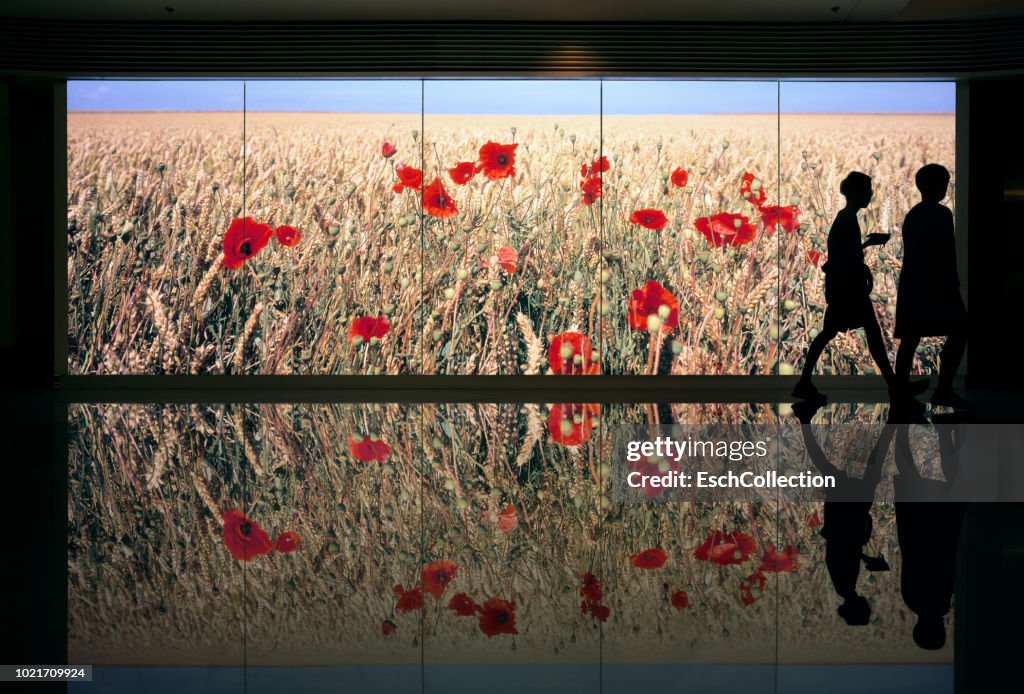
[448,161,477,185]
[630,547,668,569]
[671,167,689,188]
[422,560,458,600]
[274,531,301,553]
[477,141,518,180]
[222,217,274,269]
[548,332,599,375]
[221,509,274,561]
[694,530,758,566]
[423,178,458,219]
[671,589,689,611]
[448,592,477,617]
[740,571,767,606]
[382,619,397,636]
[483,246,518,274]
[580,175,603,206]
[477,597,518,637]
[758,544,800,573]
[393,584,423,614]
[381,141,398,158]
[627,280,680,332]
[348,316,391,344]
[760,205,801,234]
[349,434,391,463]
[740,172,766,208]
[580,573,603,603]
[581,156,610,178]
[581,599,610,622]
[807,510,822,528]
[497,504,518,533]
[806,250,823,267]
[630,208,669,231]
[274,225,301,247]
[627,457,678,499]
[694,212,758,248]
[392,163,422,193]
[548,403,598,447]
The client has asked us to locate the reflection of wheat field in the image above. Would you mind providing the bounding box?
[68,402,950,666]
[67,113,954,375]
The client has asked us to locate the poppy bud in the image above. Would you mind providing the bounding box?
[722,141,730,149]
[444,288,455,299]
[490,279,502,291]
[872,152,881,160]
[457,269,469,280]
[809,328,819,339]
[769,325,780,340]
[715,291,728,302]
[671,339,683,354]
[370,336,381,346]
[400,277,410,289]
[658,459,671,473]
[591,350,599,363]
[714,308,725,319]
[573,354,583,366]
[647,315,662,331]
[784,300,797,311]
[657,304,671,319]
[733,218,743,229]
[599,299,610,315]
[570,134,576,143]
[790,195,801,205]
[351,335,364,347]
[779,363,795,376]
[751,179,762,192]
[600,269,611,283]
[560,343,574,360]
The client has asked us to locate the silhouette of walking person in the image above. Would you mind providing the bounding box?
[792,172,924,404]
[894,164,971,409]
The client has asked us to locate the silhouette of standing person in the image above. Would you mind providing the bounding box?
[894,164,971,409]
[793,172,923,404]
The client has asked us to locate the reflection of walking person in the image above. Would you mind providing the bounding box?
[894,164,971,409]
[793,172,924,404]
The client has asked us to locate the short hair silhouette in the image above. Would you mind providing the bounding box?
[839,171,872,198]
[914,164,951,199]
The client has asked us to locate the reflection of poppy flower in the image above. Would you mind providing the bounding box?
[382,619,397,636]
[222,509,274,561]
[393,584,423,614]
[423,178,458,219]
[807,510,822,528]
[477,141,518,180]
[423,560,458,600]
[381,141,398,158]
[349,316,391,344]
[671,590,689,611]
[548,332,599,375]
[392,163,422,193]
[274,531,301,553]
[222,217,275,269]
[548,403,598,447]
[694,212,758,248]
[477,597,518,637]
[760,205,801,234]
[694,530,758,566]
[740,172,766,208]
[483,246,518,274]
[448,592,477,616]
[349,434,391,462]
[740,571,767,606]
[630,547,668,569]
[581,599,610,622]
[275,225,301,247]
[497,505,518,532]
[628,280,680,332]
[671,167,689,188]
[581,156,610,177]
[581,175,602,206]
[806,250,823,267]
[627,457,677,499]
[580,573,603,603]
[448,162,477,185]
[759,544,800,573]
[630,208,669,231]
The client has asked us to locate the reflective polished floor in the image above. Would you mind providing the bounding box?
[60,397,1021,693]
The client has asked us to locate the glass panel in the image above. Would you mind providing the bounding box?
[601,82,781,375]
[778,82,957,379]
[241,81,423,374]
[420,81,602,375]
[67,81,245,375]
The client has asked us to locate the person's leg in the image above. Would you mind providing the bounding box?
[862,311,896,386]
[895,336,921,387]
[937,331,967,392]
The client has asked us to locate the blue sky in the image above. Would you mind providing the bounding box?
[68,80,955,114]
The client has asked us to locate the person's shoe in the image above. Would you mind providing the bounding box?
[792,380,827,404]
[931,388,974,410]
[913,615,946,650]
[837,595,871,626]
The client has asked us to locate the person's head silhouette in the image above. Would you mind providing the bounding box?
[914,163,951,203]
[839,171,873,209]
